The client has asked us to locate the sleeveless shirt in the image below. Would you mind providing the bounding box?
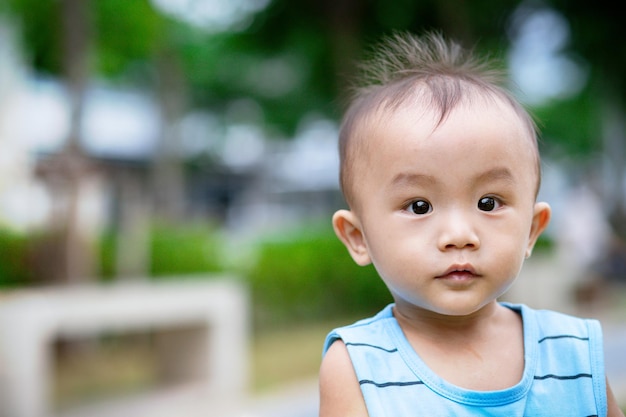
[323,303,607,416]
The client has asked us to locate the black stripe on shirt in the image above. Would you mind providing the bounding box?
[534,373,592,381]
[537,334,589,343]
[359,379,425,388]
[361,374,593,390]
[345,342,398,353]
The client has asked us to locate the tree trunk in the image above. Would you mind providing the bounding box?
[36,0,98,284]
[151,47,187,222]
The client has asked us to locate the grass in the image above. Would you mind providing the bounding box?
[251,319,349,392]
[53,337,159,411]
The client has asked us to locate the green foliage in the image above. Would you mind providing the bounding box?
[532,87,602,157]
[0,228,36,287]
[246,224,391,330]
[5,0,62,75]
[148,222,224,277]
[533,234,555,254]
[93,0,166,79]
[98,230,117,280]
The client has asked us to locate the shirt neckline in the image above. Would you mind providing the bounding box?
[383,302,537,407]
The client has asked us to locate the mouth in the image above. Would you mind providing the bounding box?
[436,264,479,281]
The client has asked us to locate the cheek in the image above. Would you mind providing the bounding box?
[364,226,431,277]
[488,220,532,269]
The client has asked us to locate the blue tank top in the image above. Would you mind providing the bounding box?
[323,303,607,416]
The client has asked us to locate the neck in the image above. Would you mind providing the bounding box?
[392,300,504,340]
[392,300,525,391]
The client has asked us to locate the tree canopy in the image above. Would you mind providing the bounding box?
[4,0,626,239]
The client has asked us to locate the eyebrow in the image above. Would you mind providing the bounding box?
[475,167,515,184]
[390,172,438,188]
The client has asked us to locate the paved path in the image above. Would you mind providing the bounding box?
[61,379,319,417]
[233,379,318,417]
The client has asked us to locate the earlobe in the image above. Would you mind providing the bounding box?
[332,210,372,266]
[526,202,552,258]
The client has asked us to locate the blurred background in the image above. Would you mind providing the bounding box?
[0,0,625,416]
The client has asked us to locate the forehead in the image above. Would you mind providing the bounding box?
[349,96,539,203]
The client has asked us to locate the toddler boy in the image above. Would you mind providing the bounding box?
[319,32,623,416]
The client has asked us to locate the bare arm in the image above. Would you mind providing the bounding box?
[607,378,625,417]
[319,340,369,417]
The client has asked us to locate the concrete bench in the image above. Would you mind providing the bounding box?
[0,278,248,417]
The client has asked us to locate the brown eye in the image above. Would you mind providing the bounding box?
[409,200,431,215]
[478,197,496,211]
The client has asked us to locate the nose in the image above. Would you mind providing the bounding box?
[437,209,480,251]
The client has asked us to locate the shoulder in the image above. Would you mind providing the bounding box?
[323,304,396,355]
[319,340,368,417]
[320,340,355,380]
[535,307,602,343]
[506,303,602,340]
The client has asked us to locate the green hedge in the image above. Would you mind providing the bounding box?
[246,225,392,329]
[100,222,225,279]
[149,222,224,277]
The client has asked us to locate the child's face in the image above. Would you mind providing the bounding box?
[333,98,550,317]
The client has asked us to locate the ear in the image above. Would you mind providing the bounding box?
[526,202,551,258]
[332,209,372,266]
